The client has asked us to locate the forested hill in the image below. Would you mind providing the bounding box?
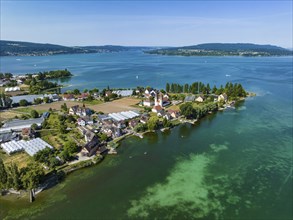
[0,40,133,56]
[146,43,292,56]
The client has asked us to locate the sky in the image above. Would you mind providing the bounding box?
[0,0,292,48]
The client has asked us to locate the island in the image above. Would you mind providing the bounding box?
[145,43,293,56]
[0,72,252,201]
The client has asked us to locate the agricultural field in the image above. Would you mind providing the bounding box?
[89,97,140,113]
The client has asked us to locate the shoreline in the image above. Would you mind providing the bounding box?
[0,95,250,202]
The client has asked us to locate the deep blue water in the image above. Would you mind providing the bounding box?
[0,52,292,220]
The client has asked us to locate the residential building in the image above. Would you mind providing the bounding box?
[63,94,75,101]
[77,118,86,126]
[195,95,205,102]
[218,93,228,102]
[152,105,163,113]
[69,105,91,117]
[167,110,180,119]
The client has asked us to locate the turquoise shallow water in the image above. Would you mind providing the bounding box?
[0,53,292,219]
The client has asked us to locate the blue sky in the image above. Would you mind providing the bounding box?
[1,1,292,47]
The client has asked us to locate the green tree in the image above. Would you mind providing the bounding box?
[98,133,108,142]
[104,96,110,102]
[0,93,12,108]
[134,123,148,132]
[59,123,67,134]
[180,103,197,119]
[64,141,79,155]
[66,115,76,123]
[184,83,189,93]
[21,163,44,190]
[60,149,71,161]
[166,83,170,93]
[0,158,7,190]
[19,99,29,106]
[61,103,68,112]
[7,163,21,190]
[109,93,118,99]
[212,85,217,94]
[31,123,38,131]
[43,96,50,103]
[34,98,43,105]
[206,83,211,94]
[73,89,80,95]
[147,116,160,130]
[31,110,39,118]
[162,117,171,128]
[48,157,60,168]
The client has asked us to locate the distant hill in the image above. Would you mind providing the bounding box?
[0,40,136,56]
[146,43,292,56]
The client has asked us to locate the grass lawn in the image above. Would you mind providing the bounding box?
[12,106,46,114]
[166,105,180,111]
[0,111,23,122]
[0,150,33,169]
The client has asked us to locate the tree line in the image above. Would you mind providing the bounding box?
[0,158,44,191]
[166,81,247,99]
[180,102,218,119]
[24,76,60,94]
[31,69,72,80]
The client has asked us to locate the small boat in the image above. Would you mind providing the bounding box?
[136,75,139,79]
[144,152,147,155]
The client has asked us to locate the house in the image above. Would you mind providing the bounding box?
[152,105,163,113]
[140,114,149,124]
[84,131,100,156]
[195,95,205,102]
[143,97,154,107]
[111,127,122,138]
[168,110,180,119]
[157,111,171,120]
[77,93,89,101]
[77,118,86,126]
[163,113,171,120]
[63,94,75,101]
[83,116,94,125]
[78,126,101,156]
[21,128,34,139]
[162,94,171,106]
[129,119,139,129]
[184,95,195,102]
[69,105,91,116]
[218,93,228,103]
[105,91,112,97]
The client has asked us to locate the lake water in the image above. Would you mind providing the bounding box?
[0,52,292,219]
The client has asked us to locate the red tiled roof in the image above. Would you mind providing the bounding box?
[153,105,163,111]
